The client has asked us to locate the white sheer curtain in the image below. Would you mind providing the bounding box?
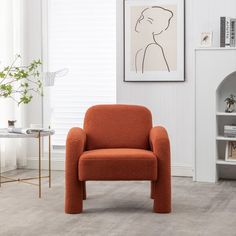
[0,0,27,172]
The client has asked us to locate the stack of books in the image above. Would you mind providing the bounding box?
[220,17,236,47]
[224,125,236,137]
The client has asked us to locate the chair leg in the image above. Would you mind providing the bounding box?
[65,180,83,214]
[150,181,155,199]
[82,181,86,200]
[153,180,171,213]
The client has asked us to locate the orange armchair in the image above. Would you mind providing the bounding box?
[65,104,171,214]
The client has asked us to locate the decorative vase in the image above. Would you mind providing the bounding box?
[8,120,16,132]
[225,103,235,113]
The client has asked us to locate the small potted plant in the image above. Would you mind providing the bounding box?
[0,54,42,105]
[225,94,236,113]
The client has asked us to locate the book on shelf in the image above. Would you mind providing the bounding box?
[224,133,236,138]
[220,17,236,47]
[224,125,236,131]
[230,18,236,47]
[224,125,236,137]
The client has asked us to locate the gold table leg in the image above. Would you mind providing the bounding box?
[49,132,51,188]
[39,131,41,198]
[0,144,1,188]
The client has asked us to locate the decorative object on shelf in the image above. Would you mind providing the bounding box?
[200,32,213,47]
[220,17,236,48]
[7,120,17,132]
[0,54,42,105]
[123,0,185,82]
[225,141,236,161]
[224,94,236,113]
[8,120,16,128]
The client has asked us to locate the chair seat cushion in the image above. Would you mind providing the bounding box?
[79,148,157,181]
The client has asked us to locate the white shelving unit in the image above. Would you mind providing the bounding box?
[195,48,236,182]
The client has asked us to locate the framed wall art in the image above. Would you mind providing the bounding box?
[200,32,213,47]
[225,141,236,162]
[123,0,185,82]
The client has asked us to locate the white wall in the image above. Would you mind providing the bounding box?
[116,0,236,177]
[23,0,236,175]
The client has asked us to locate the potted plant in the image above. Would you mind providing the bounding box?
[0,54,42,105]
[225,94,236,113]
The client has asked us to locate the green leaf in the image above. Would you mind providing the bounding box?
[0,72,5,78]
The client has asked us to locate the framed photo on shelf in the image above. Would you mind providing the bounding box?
[123,0,185,82]
[200,32,213,47]
[225,141,236,161]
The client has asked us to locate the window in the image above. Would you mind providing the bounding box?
[46,0,116,147]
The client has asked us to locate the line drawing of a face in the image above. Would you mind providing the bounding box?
[135,6,173,35]
[134,6,174,74]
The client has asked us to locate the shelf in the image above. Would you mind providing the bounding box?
[216,112,236,116]
[195,47,236,51]
[216,136,236,141]
[216,159,236,165]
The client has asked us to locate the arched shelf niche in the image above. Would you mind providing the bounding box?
[216,71,236,113]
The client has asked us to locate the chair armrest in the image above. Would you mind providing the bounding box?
[149,126,170,160]
[65,128,86,202]
[66,127,86,162]
[149,126,171,213]
[149,126,171,176]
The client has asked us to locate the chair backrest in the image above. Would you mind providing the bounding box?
[83,104,152,150]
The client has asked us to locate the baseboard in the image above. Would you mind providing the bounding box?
[26,158,64,171]
[1,165,17,173]
[26,158,193,177]
[171,164,193,177]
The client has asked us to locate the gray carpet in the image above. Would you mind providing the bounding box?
[0,170,236,236]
